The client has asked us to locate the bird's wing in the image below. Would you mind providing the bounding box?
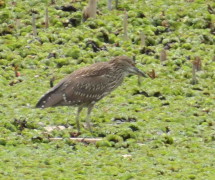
[65,75,110,103]
[36,62,112,108]
[36,77,70,108]
[63,63,113,104]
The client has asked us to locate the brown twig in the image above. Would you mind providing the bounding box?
[108,0,112,10]
[123,11,128,40]
[212,56,215,62]
[160,49,167,62]
[193,56,202,71]
[140,32,145,46]
[191,62,198,84]
[32,13,37,36]
[49,137,102,143]
[147,69,157,79]
[83,0,97,21]
[12,64,20,77]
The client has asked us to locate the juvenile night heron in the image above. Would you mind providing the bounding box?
[36,56,147,132]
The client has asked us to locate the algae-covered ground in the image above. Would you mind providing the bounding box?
[0,0,215,179]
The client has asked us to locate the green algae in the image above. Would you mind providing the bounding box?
[0,0,215,179]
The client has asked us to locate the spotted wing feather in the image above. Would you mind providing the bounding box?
[36,62,112,108]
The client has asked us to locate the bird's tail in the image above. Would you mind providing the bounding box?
[36,91,52,108]
[36,81,64,108]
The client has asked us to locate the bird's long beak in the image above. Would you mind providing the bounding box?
[131,67,147,77]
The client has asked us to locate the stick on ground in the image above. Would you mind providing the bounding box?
[49,137,103,143]
[32,13,37,36]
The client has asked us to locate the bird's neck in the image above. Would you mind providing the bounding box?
[107,67,126,90]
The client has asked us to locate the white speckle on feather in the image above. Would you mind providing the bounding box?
[103,92,108,96]
[62,93,67,102]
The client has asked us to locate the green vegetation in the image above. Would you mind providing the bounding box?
[0,0,215,179]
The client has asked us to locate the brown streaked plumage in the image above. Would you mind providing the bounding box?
[36,56,147,132]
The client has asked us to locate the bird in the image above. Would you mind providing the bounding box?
[36,56,147,132]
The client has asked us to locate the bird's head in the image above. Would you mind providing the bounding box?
[110,56,147,77]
